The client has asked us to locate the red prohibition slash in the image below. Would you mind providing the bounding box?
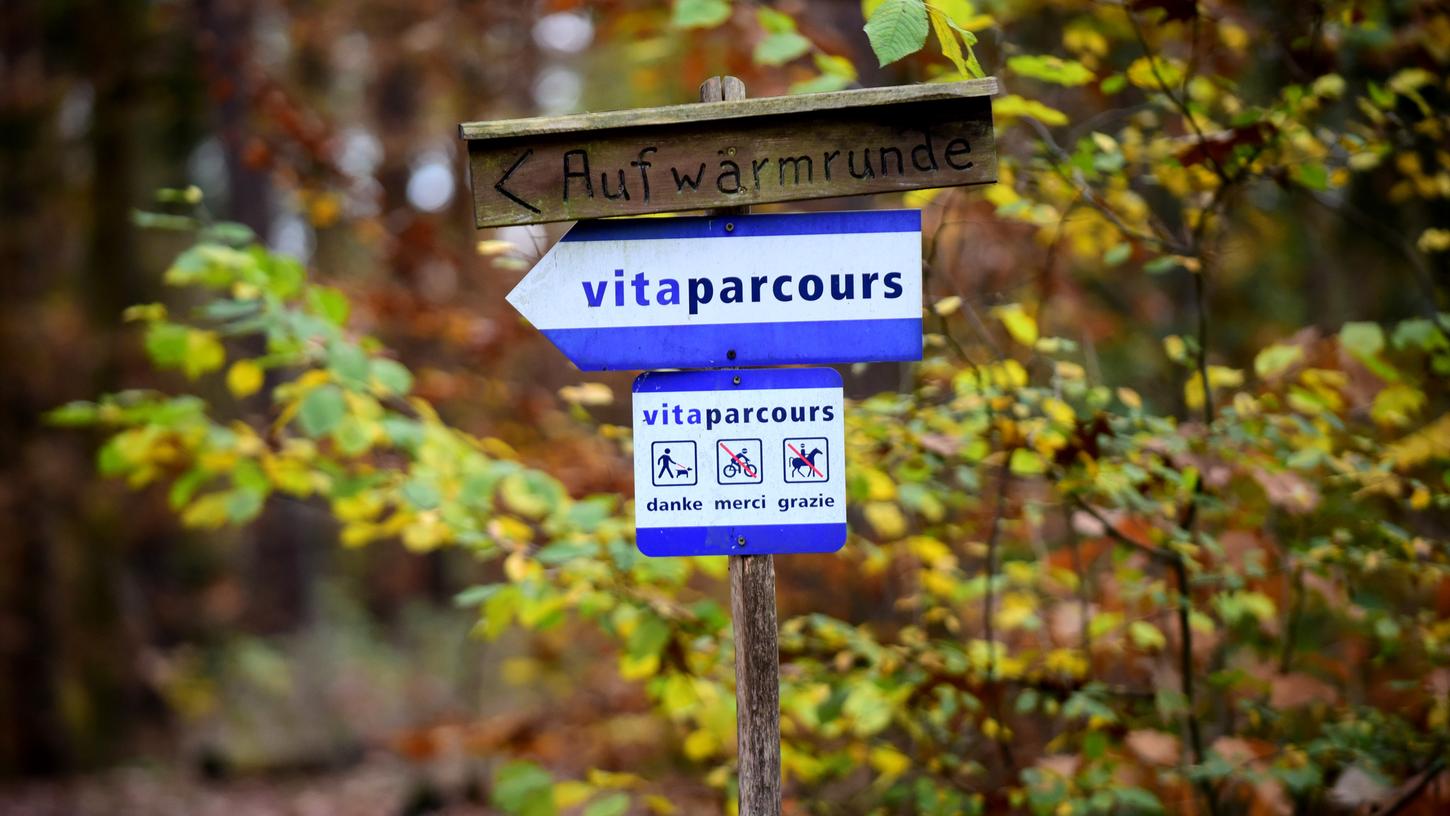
[718,441,758,479]
[787,442,824,478]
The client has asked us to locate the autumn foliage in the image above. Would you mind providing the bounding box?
[33,0,1450,814]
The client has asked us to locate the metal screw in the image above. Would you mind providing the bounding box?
[724,222,735,233]
[736,535,746,546]
[727,349,737,361]
[732,375,741,385]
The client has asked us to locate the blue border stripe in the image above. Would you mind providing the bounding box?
[636,522,846,557]
[544,317,921,371]
[560,210,920,242]
[634,367,841,394]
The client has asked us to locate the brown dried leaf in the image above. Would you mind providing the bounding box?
[1125,729,1180,766]
[918,433,960,457]
[1269,673,1340,708]
[1251,469,1322,514]
[1329,766,1392,809]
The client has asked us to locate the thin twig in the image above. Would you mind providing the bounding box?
[982,458,1016,773]
[1380,757,1447,816]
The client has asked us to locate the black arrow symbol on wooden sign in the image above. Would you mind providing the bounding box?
[494,149,540,214]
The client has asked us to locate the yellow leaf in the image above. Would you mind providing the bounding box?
[904,187,942,209]
[933,295,963,316]
[868,745,911,780]
[553,781,595,809]
[1372,383,1427,428]
[863,502,908,540]
[181,493,230,529]
[402,511,449,551]
[1042,397,1075,426]
[858,467,897,501]
[994,94,1068,126]
[475,239,517,256]
[683,728,718,761]
[927,6,969,76]
[619,651,660,680]
[1163,335,1188,363]
[1126,55,1186,91]
[1418,228,1450,253]
[1009,448,1046,475]
[1411,485,1432,510]
[991,303,1039,346]
[184,330,226,380]
[227,360,265,399]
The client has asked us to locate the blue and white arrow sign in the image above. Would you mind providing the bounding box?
[506,210,922,371]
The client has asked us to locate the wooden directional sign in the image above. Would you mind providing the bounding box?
[459,79,997,228]
[508,210,922,370]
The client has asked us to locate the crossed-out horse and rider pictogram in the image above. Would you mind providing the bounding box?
[783,438,828,483]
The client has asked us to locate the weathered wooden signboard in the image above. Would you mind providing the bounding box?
[459,78,998,228]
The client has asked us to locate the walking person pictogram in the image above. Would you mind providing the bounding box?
[650,441,696,486]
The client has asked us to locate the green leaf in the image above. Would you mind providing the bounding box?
[492,761,556,816]
[370,358,414,396]
[583,792,630,816]
[401,477,442,510]
[1008,54,1095,86]
[454,583,503,607]
[1116,787,1164,814]
[1254,343,1304,379]
[47,401,100,427]
[1294,161,1329,191]
[298,385,346,437]
[332,415,374,455]
[143,322,190,369]
[790,72,854,94]
[226,486,266,523]
[1392,318,1448,351]
[1103,242,1132,267]
[672,0,731,29]
[307,286,350,327]
[1083,729,1107,759]
[1129,620,1166,651]
[627,615,671,660]
[1341,321,1385,359]
[864,0,928,67]
[756,7,796,33]
[328,343,370,388]
[1143,256,1181,275]
[755,31,812,65]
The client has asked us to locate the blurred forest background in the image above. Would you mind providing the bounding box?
[4,0,1450,814]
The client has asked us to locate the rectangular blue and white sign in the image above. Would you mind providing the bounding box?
[508,210,922,371]
[632,367,847,557]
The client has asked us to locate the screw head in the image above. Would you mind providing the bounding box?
[736,535,746,546]
[724,222,735,232]
[727,349,737,361]
[732,375,741,385]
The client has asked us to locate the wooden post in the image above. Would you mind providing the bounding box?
[700,74,782,816]
[730,552,781,816]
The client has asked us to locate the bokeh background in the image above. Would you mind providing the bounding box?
[3,1,1449,814]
